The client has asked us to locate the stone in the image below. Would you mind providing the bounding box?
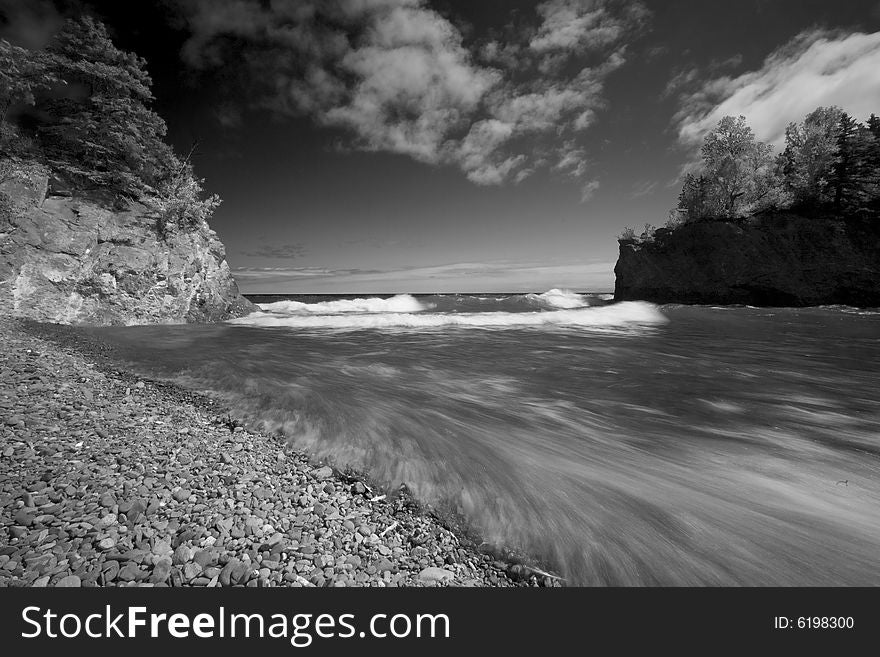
[150,558,172,584]
[118,563,142,582]
[219,559,240,587]
[55,575,81,587]
[312,466,333,480]
[418,567,455,584]
[14,509,34,526]
[183,563,203,580]
[152,540,173,557]
[98,537,116,550]
[100,493,116,508]
[192,550,215,569]
[172,489,190,502]
[172,545,192,565]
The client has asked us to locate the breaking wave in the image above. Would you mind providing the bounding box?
[231,301,667,330]
[258,293,427,314]
[526,288,590,309]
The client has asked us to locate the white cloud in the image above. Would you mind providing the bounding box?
[529,0,647,65]
[674,30,880,151]
[580,179,600,202]
[175,0,647,194]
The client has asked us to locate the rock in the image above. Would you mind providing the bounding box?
[418,567,455,584]
[117,563,142,582]
[152,540,173,557]
[150,558,172,584]
[99,493,116,508]
[231,562,252,586]
[9,526,28,539]
[183,563,203,581]
[312,466,333,480]
[219,559,240,587]
[55,575,81,587]
[102,560,120,583]
[172,489,190,502]
[126,500,147,522]
[192,550,215,568]
[172,545,192,565]
[0,169,254,325]
[14,509,34,526]
[98,537,116,550]
[614,212,880,306]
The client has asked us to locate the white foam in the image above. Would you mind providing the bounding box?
[527,288,589,309]
[258,294,427,314]
[231,301,667,330]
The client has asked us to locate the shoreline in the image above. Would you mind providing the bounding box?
[0,317,559,587]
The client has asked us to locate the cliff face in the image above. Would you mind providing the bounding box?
[614,212,880,307]
[0,169,255,325]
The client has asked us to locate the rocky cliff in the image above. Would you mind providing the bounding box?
[0,168,254,325]
[614,212,880,307]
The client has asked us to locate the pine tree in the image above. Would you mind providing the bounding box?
[832,112,858,211]
[37,16,169,196]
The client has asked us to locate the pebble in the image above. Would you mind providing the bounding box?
[0,319,534,589]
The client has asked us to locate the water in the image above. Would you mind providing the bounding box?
[81,290,880,585]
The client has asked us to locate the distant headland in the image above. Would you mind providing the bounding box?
[615,109,880,307]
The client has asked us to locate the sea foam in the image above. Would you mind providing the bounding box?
[258,293,427,314]
[526,288,590,309]
[231,301,667,330]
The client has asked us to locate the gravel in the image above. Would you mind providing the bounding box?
[0,318,556,588]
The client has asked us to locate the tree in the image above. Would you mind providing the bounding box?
[778,106,843,205]
[1,16,222,235]
[677,173,713,220]
[0,40,57,124]
[148,142,221,235]
[36,17,169,196]
[868,114,880,139]
[700,115,777,217]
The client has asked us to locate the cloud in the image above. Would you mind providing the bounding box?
[673,30,880,152]
[242,242,309,258]
[579,179,600,202]
[630,180,658,198]
[529,0,648,66]
[171,0,647,195]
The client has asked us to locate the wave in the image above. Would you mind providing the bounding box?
[526,288,590,309]
[231,301,667,330]
[258,293,428,314]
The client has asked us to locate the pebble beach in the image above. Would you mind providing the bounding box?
[0,318,546,588]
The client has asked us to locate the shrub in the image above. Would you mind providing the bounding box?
[617,226,637,241]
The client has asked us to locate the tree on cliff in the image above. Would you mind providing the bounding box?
[0,17,220,234]
[36,17,169,197]
[778,106,843,206]
[673,116,780,223]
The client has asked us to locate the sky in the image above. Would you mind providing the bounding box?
[2,0,880,293]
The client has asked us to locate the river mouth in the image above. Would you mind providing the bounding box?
[70,299,880,585]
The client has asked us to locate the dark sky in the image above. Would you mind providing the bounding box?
[3,0,880,292]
